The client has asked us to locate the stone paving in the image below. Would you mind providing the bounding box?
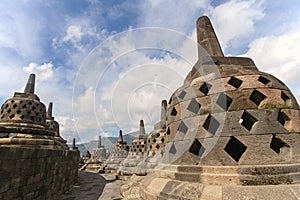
[61,171,124,200]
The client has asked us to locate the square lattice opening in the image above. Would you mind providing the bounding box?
[216,93,232,111]
[270,134,289,154]
[224,136,247,162]
[240,111,258,131]
[189,139,205,157]
[228,77,243,89]
[187,99,201,114]
[249,90,267,106]
[199,82,212,95]
[203,114,220,134]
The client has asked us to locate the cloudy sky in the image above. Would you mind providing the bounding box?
[0,0,299,143]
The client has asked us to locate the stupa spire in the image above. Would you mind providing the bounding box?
[139,120,146,135]
[197,16,224,57]
[24,73,36,94]
[98,136,102,148]
[47,102,53,118]
[160,100,167,124]
[118,130,124,142]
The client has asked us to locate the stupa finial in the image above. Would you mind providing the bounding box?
[24,73,36,94]
[98,136,102,148]
[161,100,167,123]
[139,120,146,135]
[197,16,224,57]
[118,130,124,142]
[47,102,53,118]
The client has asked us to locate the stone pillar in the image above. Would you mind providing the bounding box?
[118,130,124,142]
[98,136,102,148]
[24,73,35,94]
[197,16,224,58]
[160,100,167,124]
[72,138,78,150]
[139,120,146,135]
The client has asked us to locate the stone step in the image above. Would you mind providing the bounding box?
[158,165,300,185]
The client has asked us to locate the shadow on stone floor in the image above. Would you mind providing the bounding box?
[61,171,107,200]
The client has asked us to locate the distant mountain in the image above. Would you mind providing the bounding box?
[76,133,136,156]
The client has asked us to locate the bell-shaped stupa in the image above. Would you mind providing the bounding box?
[121,16,300,200]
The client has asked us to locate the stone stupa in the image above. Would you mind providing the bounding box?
[0,74,68,150]
[121,120,148,175]
[105,130,129,171]
[92,136,107,162]
[146,100,168,168]
[121,16,300,200]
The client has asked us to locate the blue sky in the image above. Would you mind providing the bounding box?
[0,0,300,143]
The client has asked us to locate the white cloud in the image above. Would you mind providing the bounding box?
[71,27,198,136]
[23,62,54,81]
[242,22,300,101]
[208,0,265,52]
[139,0,209,33]
[55,21,109,52]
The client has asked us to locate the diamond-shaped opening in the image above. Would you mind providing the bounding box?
[167,127,170,135]
[31,116,34,121]
[281,91,290,102]
[20,101,23,104]
[156,133,160,137]
[189,139,205,157]
[153,138,157,143]
[161,138,165,143]
[249,90,267,106]
[277,111,290,126]
[187,99,201,114]
[22,104,27,109]
[199,82,212,95]
[216,93,232,111]
[16,110,21,114]
[32,106,36,110]
[156,144,160,149]
[11,100,15,103]
[9,114,15,119]
[29,102,32,105]
[228,77,243,89]
[178,91,186,99]
[12,104,17,108]
[258,76,270,85]
[224,136,247,162]
[171,107,177,116]
[5,104,9,108]
[178,121,188,134]
[240,111,258,131]
[270,134,290,154]
[203,114,220,135]
[169,143,177,154]
[20,115,24,120]
[27,111,31,115]
[7,109,11,113]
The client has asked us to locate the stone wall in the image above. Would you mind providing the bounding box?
[0,146,79,199]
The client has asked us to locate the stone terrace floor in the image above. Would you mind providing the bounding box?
[61,171,124,200]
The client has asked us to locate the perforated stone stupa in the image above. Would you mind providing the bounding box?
[121,16,300,200]
[0,74,68,149]
[146,100,167,168]
[0,74,79,199]
[92,136,107,162]
[105,130,129,169]
[121,120,148,174]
